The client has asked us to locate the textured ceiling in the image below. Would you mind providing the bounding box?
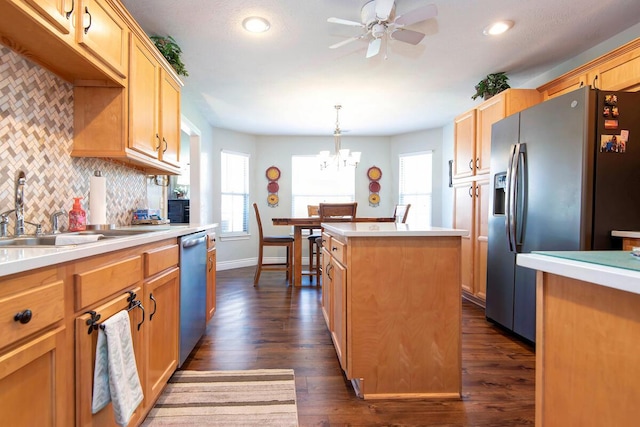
[121,0,640,136]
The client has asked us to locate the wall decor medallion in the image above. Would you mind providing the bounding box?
[266,166,281,207]
[367,166,382,207]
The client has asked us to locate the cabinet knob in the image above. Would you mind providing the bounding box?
[14,309,32,324]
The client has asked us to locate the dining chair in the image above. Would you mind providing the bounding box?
[306,205,322,285]
[393,203,411,223]
[252,203,294,286]
[313,202,358,283]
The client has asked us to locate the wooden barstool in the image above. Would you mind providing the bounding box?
[253,203,294,286]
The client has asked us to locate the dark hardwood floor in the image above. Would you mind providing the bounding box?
[183,267,535,426]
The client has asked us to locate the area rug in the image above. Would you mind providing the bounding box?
[141,369,299,426]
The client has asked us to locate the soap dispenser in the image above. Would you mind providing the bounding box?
[69,197,87,231]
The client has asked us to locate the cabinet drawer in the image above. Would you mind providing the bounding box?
[329,238,346,265]
[321,232,331,251]
[144,244,179,277]
[0,280,64,349]
[74,256,142,310]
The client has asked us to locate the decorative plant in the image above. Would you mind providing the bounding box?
[150,35,189,77]
[472,72,510,100]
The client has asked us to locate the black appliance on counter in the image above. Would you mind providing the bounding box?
[486,86,640,343]
[168,199,190,224]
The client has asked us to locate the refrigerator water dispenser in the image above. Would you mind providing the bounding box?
[493,172,507,215]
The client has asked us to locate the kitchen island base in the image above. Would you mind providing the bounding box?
[321,223,465,400]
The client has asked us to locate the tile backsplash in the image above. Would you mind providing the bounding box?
[0,44,150,233]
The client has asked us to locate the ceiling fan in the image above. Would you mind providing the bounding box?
[328,0,438,58]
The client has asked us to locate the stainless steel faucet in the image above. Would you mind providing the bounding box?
[0,209,14,238]
[15,171,26,236]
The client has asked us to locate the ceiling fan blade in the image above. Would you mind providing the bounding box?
[395,4,437,27]
[366,38,382,58]
[390,28,425,45]
[328,17,364,27]
[329,36,362,49]
[375,0,395,20]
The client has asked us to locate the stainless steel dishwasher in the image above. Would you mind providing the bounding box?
[178,230,208,366]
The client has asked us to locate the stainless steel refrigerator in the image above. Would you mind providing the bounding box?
[486,86,640,343]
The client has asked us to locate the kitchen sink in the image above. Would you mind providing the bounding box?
[0,229,152,248]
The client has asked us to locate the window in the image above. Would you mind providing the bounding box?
[291,156,355,218]
[399,151,432,228]
[221,150,249,235]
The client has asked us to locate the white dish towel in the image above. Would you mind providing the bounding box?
[92,310,143,426]
[55,234,103,245]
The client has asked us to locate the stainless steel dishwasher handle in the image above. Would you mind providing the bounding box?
[182,236,206,248]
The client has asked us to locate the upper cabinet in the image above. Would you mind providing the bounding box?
[75,0,129,79]
[539,38,640,99]
[22,0,73,34]
[453,89,542,180]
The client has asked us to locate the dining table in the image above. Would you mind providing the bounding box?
[272,216,396,286]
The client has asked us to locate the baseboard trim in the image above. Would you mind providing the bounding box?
[216,257,292,271]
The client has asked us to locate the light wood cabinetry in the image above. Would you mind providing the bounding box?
[206,232,217,321]
[622,237,640,250]
[453,89,540,305]
[0,267,68,426]
[453,179,489,304]
[75,0,128,79]
[321,229,462,399]
[22,0,73,34]
[539,37,640,99]
[454,89,542,180]
[143,244,179,408]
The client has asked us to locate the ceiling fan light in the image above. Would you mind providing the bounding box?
[242,16,270,33]
[483,20,514,36]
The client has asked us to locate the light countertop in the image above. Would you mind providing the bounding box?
[321,222,468,238]
[517,251,640,295]
[0,223,217,278]
[612,230,640,239]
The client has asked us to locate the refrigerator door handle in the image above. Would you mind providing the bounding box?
[506,143,518,252]
[512,143,527,252]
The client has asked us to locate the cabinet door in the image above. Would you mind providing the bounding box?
[321,247,331,329]
[129,34,160,159]
[453,182,474,295]
[146,268,179,406]
[476,95,506,176]
[159,71,181,167]
[22,0,72,34]
[75,288,144,427]
[588,52,640,92]
[0,327,67,426]
[453,110,476,179]
[473,179,490,301]
[330,258,347,373]
[542,75,587,100]
[76,0,128,78]
[206,248,216,321]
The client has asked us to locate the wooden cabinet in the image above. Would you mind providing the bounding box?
[453,179,489,304]
[454,89,541,180]
[21,0,73,34]
[206,232,217,321]
[321,228,462,399]
[0,268,68,426]
[129,34,181,169]
[75,0,128,79]
[622,237,640,251]
[539,37,640,99]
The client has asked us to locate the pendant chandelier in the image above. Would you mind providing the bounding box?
[318,105,361,170]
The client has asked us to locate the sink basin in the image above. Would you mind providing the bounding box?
[0,229,151,248]
[68,229,152,237]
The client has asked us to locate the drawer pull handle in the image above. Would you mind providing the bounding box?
[83,6,92,34]
[14,309,33,324]
[332,246,338,251]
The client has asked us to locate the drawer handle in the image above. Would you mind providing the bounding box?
[14,309,33,324]
[332,246,338,251]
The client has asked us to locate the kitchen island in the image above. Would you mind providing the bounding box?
[320,222,467,399]
[517,251,640,427]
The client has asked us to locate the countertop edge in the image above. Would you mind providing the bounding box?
[517,253,640,295]
[0,223,217,278]
[321,222,468,237]
[612,230,640,239]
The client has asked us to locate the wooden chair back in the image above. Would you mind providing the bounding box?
[394,204,411,223]
[253,203,265,240]
[307,205,320,217]
[319,202,358,220]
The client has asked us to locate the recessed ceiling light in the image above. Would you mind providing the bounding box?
[243,17,270,33]
[483,20,514,36]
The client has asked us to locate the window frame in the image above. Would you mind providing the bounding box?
[399,151,433,228]
[220,149,250,237]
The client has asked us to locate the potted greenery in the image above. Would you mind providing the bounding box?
[150,35,189,77]
[472,72,510,100]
